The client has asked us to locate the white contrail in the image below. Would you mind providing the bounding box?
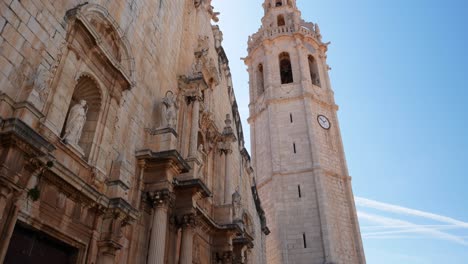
[358,212,468,246]
[361,224,462,230]
[363,225,462,237]
[356,197,468,228]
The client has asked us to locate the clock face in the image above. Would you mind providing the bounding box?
[317,115,331,130]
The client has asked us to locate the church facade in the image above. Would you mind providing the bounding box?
[245,0,366,263]
[0,1,269,264]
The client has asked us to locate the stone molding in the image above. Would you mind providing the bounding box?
[147,189,175,209]
[135,149,190,173]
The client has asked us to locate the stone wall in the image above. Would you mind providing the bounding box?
[0,0,268,263]
[246,1,366,263]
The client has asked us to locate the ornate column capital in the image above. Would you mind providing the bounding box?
[178,213,198,229]
[214,251,233,264]
[148,190,175,209]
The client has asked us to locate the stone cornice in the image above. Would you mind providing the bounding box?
[135,149,190,173]
[0,92,45,120]
[174,178,212,198]
[0,118,55,154]
[195,206,242,234]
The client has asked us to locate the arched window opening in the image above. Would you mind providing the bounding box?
[308,55,321,87]
[279,52,293,84]
[276,0,283,7]
[257,64,265,95]
[62,75,102,157]
[277,15,285,27]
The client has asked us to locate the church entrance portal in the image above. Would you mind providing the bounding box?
[4,223,78,264]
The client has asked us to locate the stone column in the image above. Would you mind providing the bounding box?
[189,99,201,157]
[179,214,197,264]
[0,185,11,219]
[219,114,236,205]
[147,191,174,264]
[223,148,233,204]
[167,217,180,264]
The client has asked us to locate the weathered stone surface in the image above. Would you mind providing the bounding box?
[246,1,366,264]
[0,1,268,263]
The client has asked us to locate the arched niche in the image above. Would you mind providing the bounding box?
[257,64,265,95]
[277,15,286,27]
[279,52,293,84]
[308,55,321,87]
[62,75,103,157]
[45,4,135,168]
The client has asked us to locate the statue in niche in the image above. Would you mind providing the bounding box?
[197,144,207,180]
[232,188,242,220]
[63,100,88,146]
[161,91,179,129]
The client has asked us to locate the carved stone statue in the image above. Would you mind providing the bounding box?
[197,144,207,180]
[161,91,179,129]
[232,188,242,220]
[63,100,87,146]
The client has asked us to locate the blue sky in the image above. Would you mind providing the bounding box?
[214,0,468,263]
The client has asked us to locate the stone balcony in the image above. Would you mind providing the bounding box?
[248,23,322,52]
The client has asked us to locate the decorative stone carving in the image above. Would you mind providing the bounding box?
[148,190,175,209]
[179,213,198,229]
[63,100,88,147]
[232,188,242,220]
[100,209,132,248]
[218,114,237,154]
[214,251,234,264]
[191,36,220,87]
[194,0,219,22]
[161,91,179,129]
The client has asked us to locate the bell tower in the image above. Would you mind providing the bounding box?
[245,0,366,263]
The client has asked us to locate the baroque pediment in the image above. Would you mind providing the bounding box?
[65,4,135,89]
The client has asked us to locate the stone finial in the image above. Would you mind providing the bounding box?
[222,114,234,136]
[315,23,322,41]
